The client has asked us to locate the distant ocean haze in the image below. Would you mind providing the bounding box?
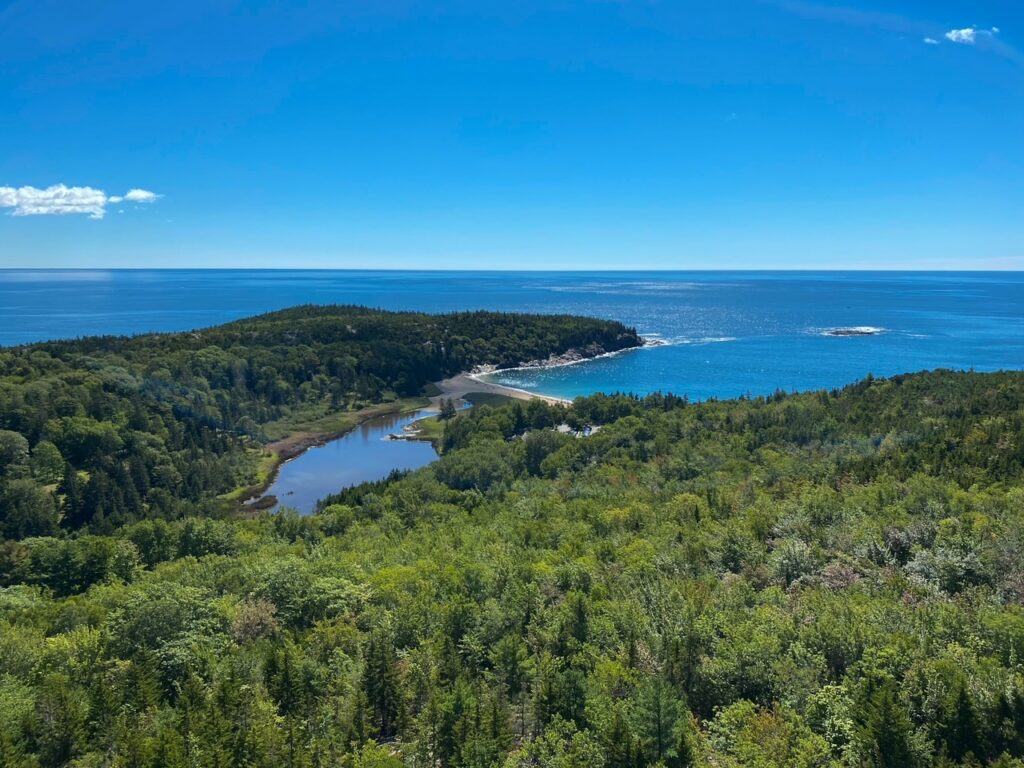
[1,270,1021,401]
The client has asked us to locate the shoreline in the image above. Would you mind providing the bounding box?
[458,336,664,403]
[236,339,657,510]
[432,371,572,407]
[236,370,572,510]
[479,335,664,376]
[235,400,431,510]
[433,339,660,406]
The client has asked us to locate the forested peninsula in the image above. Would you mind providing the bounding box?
[1,310,1024,768]
[0,305,642,534]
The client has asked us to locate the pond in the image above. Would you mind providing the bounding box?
[264,409,438,515]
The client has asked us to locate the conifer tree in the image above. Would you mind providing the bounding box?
[362,632,405,740]
[855,678,917,768]
[606,707,639,768]
[635,676,681,765]
[944,683,983,763]
[439,398,457,421]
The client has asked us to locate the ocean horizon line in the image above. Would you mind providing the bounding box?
[1,267,1023,274]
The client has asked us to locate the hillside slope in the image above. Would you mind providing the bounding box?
[0,306,641,535]
[2,369,1023,766]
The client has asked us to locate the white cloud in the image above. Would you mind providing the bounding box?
[946,28,977,44]
[776,4,1017,59]
[124,188,159,203]
[0,184,161,219]
[0,185,108,218]
[945,27,999,45]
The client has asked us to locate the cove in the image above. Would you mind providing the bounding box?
[264,410,438,515]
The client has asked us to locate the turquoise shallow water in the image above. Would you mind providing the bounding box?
[2,270,1021,400]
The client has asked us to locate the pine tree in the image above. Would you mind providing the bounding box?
[989,692,1015,759]
[59,462,86,529]
[635,677,681,765]
[667,714,697,768]
[348,688,370,749]
[86,671,119,749]
[362,632,405,740]
[177,672,207,766]
[149,723,187,768]
[437,680,472,766]
[663,630,699,702]
[208,666,246,768]
[565,591,589,647]
[34,674,84,768]
[268,645,307,768]
[532,653,559,737]
[606,707,638,768]
[440,398,457,420]
[944,683,983,762]
[117,725,150,768]
[486,692,512,759]
[510,402,527,433]
[855,678,917,768]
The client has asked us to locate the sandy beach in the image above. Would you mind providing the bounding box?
[431,371,571,408]
[429,338,659,410]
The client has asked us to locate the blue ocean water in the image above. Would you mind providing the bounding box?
[1,270,1021,400]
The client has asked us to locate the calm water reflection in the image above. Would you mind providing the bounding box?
[265,410,437,515]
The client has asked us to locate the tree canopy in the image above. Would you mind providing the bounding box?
[0,306,640,536]
[1,309,1023,767]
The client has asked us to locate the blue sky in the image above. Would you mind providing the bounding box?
[1,0,1021,269]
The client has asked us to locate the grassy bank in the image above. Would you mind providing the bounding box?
[405,391,520,448]
[229,389,536,508]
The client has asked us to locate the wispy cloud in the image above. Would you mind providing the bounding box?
[944,27,999,45]
[933,25,1021,63]
[0,184,161,219]
[772,2,1018,62]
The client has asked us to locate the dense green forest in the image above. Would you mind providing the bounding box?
[0,306,641,536]
[1,362,1023,766]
